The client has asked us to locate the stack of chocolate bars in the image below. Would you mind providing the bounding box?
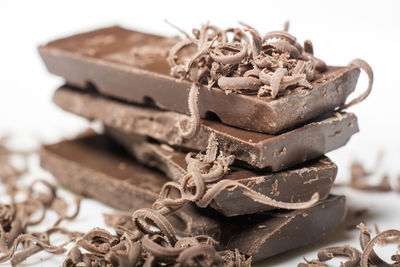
[38,25,372,263]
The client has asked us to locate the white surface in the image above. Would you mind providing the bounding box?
[0,0,399,266]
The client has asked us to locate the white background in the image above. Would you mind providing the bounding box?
[0,0,399,266]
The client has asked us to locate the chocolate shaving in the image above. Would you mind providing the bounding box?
[64,208,249,266]
[339,59,374,110]
[0,138,83,266]
[0,136,248,266]
[361,229,400,266]
[58,133,254,266]
[298,223,400,267]
[166,22,329,139]
[178,83,201,139]
[151,133,320,216]
[317,245,361,267]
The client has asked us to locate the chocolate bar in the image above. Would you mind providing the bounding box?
[106,127,337,216]
[40,134,346,262]
[39,26,361,134]
[53,86,359,170]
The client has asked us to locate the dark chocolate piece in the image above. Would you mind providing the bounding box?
[106,127,337,216]
[53,86,359,171]
[39,26,361,134]
[40,134,346,262]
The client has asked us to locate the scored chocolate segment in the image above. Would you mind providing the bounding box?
[39,26,361,134]
[40,134,346,262]
[53,86,359,171]
[107,128,337,216]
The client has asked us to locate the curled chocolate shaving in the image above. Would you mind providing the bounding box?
[263,30,298,46]
[176,244,223,266]
[64,207,249,267]
[269,40,301,59]
[339,59,374,110]
[10,232,49,266]
[0,233,67,263]
[53,196,82,226]
[153,181,189,213]
[210,43,248,65]
[28,179,57,206]
[77,227,118,256]
[218,76,262,91]
[270,68,288,98]
[132,208,177,245]
[317,245,361,267]
[361,229,400,267]
[10,227,82,266]
[0,142,84,266]
[299,224,400,267]
[153,133,320,213]
[245,28,262,57]
[178,83,201,139]
[181,171,206,202]
[166,22,332,139]
[200,179,319,209]
[142,234,183,259]
[164,22,351,139]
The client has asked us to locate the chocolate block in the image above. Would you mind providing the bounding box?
[106,127,337,216]
[40,134,346,262]
[53,86,359,170]
[39,26,361,134]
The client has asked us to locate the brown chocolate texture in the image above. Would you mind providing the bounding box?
[40,134,347,262]
[39,26,361,134]
[106,127,337,216]
[53,86,359,171]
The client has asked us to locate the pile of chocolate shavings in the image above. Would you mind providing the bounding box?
[0,137,83,266]
[1,136,252,266]
[65,133,320,267]
[166,21,329,139]
[298,223,400,267]
[167,21,327,98]
[63,211,251,267]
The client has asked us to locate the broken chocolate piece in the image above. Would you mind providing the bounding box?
[40,134,347,262]
[53,86,359,171]
[39,26,361,134]
[106,128,337,216]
